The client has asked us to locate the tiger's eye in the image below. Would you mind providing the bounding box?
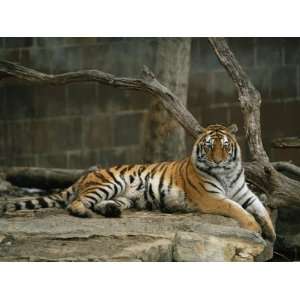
[223,141,229,148]
[205,142,212,149]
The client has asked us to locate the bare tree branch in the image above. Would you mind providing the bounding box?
[243,162,300,208]
[272,161,300,178]
[208,38,300,209]
[208,38,269,163]
[0,60,203,139]
[272,137,300,149]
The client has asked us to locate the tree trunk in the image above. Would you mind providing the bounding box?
[144,38,191,162]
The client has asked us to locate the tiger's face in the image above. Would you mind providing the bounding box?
[192,124,240,169]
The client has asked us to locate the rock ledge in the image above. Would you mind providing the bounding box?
[0,209,268,261]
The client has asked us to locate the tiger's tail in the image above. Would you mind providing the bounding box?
[0,185,76,215]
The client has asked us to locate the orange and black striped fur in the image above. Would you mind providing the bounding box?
[1,124,276,241]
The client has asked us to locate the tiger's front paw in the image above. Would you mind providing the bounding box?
[262,226,276,243]
[252,213,276,242]
[256,215,276,242]
[241,218,262,234]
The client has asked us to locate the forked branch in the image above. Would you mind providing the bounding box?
[0,60,203,138]
[208,38,300,208]
[208,38,269,163]
[272,161,300,179]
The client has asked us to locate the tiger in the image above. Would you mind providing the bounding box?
[0,124,276,242]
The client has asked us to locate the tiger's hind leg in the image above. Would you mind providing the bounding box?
[67,199,93,218]
[93,197,134,218]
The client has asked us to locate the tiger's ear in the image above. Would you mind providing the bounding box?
[228,124,238,134]
[195,125,205,135]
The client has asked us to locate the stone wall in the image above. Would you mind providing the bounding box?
[188,38,300,165]
[0,37,299,168]
[0,38,156,168]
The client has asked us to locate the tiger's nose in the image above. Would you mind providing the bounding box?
[213,156,223,164]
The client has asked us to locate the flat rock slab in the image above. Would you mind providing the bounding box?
[0,209,267,261]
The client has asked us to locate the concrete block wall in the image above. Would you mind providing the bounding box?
[0,37,156,168]
[188,38,300,165]
[0,37,299,168]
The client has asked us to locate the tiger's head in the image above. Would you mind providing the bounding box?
[191,124,241,170]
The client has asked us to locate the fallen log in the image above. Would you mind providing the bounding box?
[1,167,85,189]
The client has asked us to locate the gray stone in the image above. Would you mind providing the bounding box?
[173,231,265,262]
[111,239,173,262]
[0,180,12,192]
[0,209,268,262]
